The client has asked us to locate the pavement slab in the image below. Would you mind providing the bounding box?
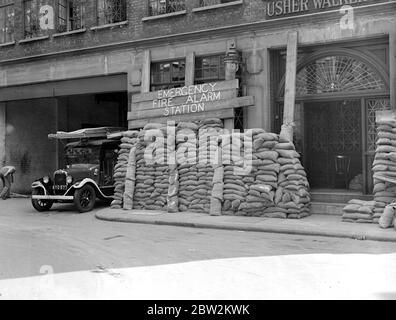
[96,209,396,243]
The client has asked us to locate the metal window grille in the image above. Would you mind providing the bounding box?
[24,0,40,38]
[293,56,387,97]
[366,98,391,152]
[150,59,186,91]
[97,0,126,25]
[148,0,185,16]
[0,4,14,44]
[198,0,237,7]
[58,0,83,33]
[194,55,225,84]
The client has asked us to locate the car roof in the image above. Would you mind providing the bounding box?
[66,139,120,148]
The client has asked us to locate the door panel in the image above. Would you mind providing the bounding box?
[304,100,362,189]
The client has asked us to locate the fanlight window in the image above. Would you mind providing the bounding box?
[291,56,387,97]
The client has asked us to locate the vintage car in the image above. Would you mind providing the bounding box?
[31,127,123,213]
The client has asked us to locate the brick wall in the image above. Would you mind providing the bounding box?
[0,0,392,61]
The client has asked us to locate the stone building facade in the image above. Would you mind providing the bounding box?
[0,0,395,193]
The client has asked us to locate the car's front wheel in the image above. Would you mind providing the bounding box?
[74,184,96,213]
[31,188,53,212]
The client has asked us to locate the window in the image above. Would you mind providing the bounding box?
[0,4,14,44]
[198,0,238,7]
[97,0,126,25]
[291,55,387,97]
[194,54,225,84]
[150,59,186,91]
[195,53,243,130]
[57,0,83,33]
[148,0,185,16]
[24,0,40,38]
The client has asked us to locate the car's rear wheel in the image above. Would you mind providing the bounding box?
[74,185,96,213]
[31,188,53,212]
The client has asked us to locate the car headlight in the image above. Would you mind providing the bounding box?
[43,176,50,184]
[66,176,73,184]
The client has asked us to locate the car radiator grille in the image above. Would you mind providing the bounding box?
[53,171,67,194]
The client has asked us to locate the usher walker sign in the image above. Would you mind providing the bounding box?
[265,0,379,18]
[128,79,255,128]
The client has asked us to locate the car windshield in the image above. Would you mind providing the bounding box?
[65,146,100,166]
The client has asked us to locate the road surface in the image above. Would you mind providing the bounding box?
[0,199,396,299]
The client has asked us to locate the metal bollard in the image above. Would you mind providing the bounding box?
[0,166,16,200]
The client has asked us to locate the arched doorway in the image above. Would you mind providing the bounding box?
[276,48,390,194]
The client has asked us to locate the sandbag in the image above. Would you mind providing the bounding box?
[379,205,395,229]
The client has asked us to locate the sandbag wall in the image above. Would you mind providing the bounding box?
[110,119,311,218]
[221,130,311,218]
[372,117,396,223]
[196,119,224,213]
[133,124,170,210]
[176,119,224,213]
[275,140,311,219]
[110,131,139,209]
[342,199,376,223]
[222,132,252,215]
[176,122,199,212]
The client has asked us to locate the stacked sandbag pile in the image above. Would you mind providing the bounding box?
[273,140,311,219]
[132,124,163,210]
[194,118,224,213]
[111,130,139,209]
[349,174,364,192]
[176,122,198,212]
[246,130,279,217]
[221,132,250,215]
[151,125,170,210]
[342,199,376,223]
[372,117,396,221]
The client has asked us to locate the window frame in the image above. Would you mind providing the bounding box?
[23,0,40,39]
[0,3,14,44]
[150,59,186,92]
[148,0,186,17]
[96,0,127,26]
[57,0,84,33]
[198,0,240,7]
[194,54,226,85]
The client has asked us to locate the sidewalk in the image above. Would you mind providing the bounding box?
[95,209,396,243]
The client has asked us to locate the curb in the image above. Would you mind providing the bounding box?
[95,211,396,243]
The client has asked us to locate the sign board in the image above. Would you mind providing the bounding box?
[128,79,255,128]
[264,0,384,18]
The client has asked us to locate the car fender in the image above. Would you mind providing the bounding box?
[31,181,48,195]
[72,178,113,199]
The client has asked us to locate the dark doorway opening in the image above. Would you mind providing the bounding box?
[304,100,363,190]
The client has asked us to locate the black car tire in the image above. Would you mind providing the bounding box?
[74,184,96,213]
[31,188,53,212]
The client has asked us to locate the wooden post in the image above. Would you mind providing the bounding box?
[224,42,239,132]
[123,145,137,210]
[0,102,5,167]
[390,32,396,108]
[280,31,298,142]
[185,52,195,86]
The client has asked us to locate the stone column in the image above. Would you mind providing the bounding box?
[185,52,195,86]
